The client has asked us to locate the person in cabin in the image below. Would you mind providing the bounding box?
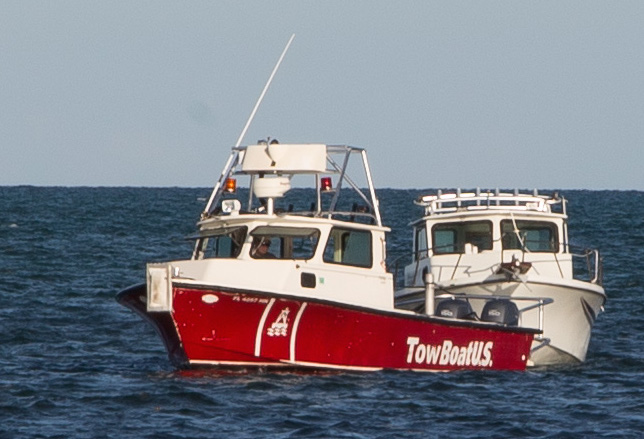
[251,237,276,259]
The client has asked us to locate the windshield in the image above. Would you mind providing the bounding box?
[250,226,320,260]
[501,220,558,252]
[432,221,493,254]
[199,227,248,259]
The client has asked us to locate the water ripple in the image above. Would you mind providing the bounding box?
[1,188,642,438]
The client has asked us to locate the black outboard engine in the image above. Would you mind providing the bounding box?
[481,299,520,326]
[435,299,477,320]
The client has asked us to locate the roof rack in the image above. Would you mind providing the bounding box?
[415,188,565,216]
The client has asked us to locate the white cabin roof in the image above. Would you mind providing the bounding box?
[241,143,328,174]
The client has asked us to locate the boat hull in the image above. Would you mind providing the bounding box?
[118,284,535,372]
[396,278,606,366]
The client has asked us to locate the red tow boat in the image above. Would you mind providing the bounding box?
[117,143,536,372]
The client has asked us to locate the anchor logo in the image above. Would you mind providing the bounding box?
[267,307,290,337]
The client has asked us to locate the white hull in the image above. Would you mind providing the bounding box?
[395,276,606,366]
[399,189,606,366]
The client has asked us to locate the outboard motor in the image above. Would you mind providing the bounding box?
[481,299,520,326]
[435,299,477,320]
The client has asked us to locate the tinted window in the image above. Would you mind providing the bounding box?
[432,221,493,254]
[415,226,428,260]
[201,227,247,258]
[501,220,558,252]
[250,226,320,260]
[323,227,372,268]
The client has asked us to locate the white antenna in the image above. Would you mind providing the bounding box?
[203,34,295,215]
[234,33,295,147]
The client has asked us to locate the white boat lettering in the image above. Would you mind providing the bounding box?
[233,295,261,303]
[406,336,494,367]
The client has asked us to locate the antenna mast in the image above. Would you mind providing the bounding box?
[203,34,295,215]
[235,33,295,147]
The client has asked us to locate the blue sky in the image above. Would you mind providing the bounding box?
[1,1,643,190]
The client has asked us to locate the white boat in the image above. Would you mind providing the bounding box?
[394,189,606,366]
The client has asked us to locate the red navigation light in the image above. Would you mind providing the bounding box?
[321,177,333,191]
[224,178,237,193]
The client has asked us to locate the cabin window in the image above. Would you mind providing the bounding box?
[431,221,493,254]
[201,227,247,258]
[323,227,372,268]
[501,220,558,252]
[250,226,320,260]
[414,226,428,260]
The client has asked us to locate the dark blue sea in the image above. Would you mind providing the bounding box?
[1,187,643,438]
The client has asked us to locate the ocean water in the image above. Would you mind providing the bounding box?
[1,186,643,438]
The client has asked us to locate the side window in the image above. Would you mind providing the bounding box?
[433,228,457,254]
[202,227,247,258]
[501,220,558,252]
[323,228,372,268]
[414,226,428,260]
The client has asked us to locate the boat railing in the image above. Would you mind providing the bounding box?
[570,246,603,285]
[202,143,383,227]
[286,209,378,224]
[415,189,566,216]
[388,243,480,289]
[389,243,603,288]
[435,293,554,335]
[388,250,425,289]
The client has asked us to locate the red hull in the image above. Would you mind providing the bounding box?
[165,286,533,372]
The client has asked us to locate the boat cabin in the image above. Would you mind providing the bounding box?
[148,142,393,312]
[403,189,600,288]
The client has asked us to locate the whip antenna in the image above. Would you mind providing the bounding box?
[234,33,295,147]
[203,34,295,215]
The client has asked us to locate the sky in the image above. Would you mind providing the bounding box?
[1,1,643,190]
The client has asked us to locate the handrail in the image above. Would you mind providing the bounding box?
[203,144,383,227]
[388,249,425,288]
[435,293,554,334]
[389,242,602,289]
[415,189,566,216]
[570,246,602,285]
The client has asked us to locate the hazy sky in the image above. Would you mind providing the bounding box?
[2,1,643,190]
